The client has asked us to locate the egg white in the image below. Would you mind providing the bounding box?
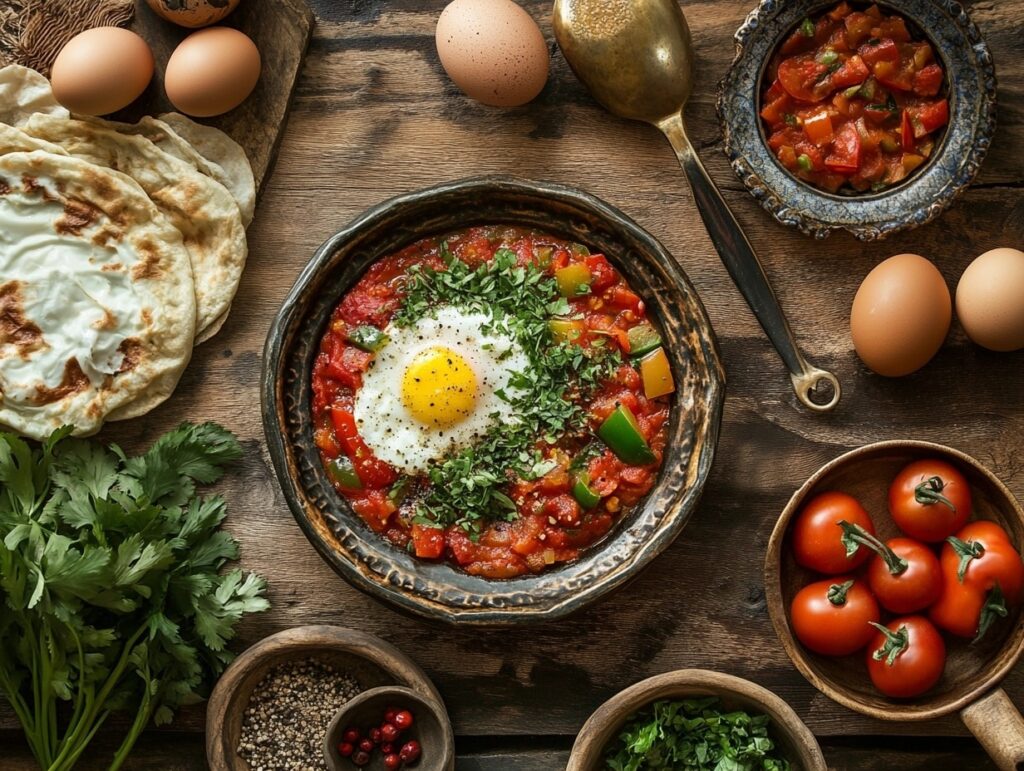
[353,306,530,474]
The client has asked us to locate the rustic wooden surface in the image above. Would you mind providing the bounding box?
[3,0,1024,767]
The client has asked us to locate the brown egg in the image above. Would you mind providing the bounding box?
[164,27,260,117]
[51,28,154,116]
[956,247,1024,352]
[145,0,242,29]
[851,253,951,377]
[435,0,549,107]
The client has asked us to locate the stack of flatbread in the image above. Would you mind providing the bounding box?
[0,64,255,439]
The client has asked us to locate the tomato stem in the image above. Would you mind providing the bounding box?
[914,476,956,512]
[869,622,909,666]
[827,580,854,606]
[839,520,908,575]
[974,584,1008,644]
[947,536,985,582]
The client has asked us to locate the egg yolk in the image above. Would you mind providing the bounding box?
[401,347,478,427]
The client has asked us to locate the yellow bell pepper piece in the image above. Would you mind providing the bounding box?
[639,347,674,399]
[549,318,584,343]
[554,263,592,297]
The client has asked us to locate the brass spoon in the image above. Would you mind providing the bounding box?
[553,0,841,412]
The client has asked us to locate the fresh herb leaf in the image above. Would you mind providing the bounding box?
[604,698,792,771]
[0,423,267,771]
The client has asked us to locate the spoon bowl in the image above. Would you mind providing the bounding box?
[553,0,841,412]
[553,0,694,121]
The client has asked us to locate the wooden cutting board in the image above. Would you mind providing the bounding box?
[125,0,315,194]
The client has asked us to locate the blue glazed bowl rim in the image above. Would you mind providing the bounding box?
[717,0,997,240]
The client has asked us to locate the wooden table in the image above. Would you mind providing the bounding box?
[3,0,1023,767]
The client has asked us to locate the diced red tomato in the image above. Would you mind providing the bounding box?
[829,55,869,89]
[803,110,834,145]
[900,109,915,151]
[411,525,445,559]
[760,94,794,126]
[585,253,617,291]
[912,64,943,97]
[778,54,830,102]
[908,99,948,136]
[873,59,915,91]
[825,123,861,173]
[859,38,899,65]
[844,13,875,47]
[877,16,911,42]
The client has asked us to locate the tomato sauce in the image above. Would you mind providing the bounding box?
[761,2,948,193]
[310,226,671,579]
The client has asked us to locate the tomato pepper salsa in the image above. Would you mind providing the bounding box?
[761,2,948,193]
[310,226,673,579]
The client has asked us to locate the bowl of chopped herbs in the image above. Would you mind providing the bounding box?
[262,176,725,625]
[568,669,826,771]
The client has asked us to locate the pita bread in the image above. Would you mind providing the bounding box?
[159,113,256,224]
[0,122,67,155]
[0,65,68,126]
[82,114,255,226]
[22,113,247,338]
[0,151,195,439]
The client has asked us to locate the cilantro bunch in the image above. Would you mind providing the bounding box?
[605,698,793,771]
[394,243,619,533]
[0,423,269,771]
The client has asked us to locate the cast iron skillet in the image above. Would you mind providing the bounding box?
[261,176,725,625]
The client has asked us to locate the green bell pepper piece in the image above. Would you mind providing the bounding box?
[627,322,661,357]
[327,456,363,490]
[571,473,602,509]
[346,324,389,352]
[598,405,656,465]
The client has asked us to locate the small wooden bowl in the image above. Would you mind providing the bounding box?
[205,626,449,771]
[566,669,826,770]
[323,686,454,771]
[765,441,1024,769]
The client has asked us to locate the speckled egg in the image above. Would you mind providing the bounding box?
[145,0,242,29]
[435,0,550,107]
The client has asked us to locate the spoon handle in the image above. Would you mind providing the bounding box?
[657,113,840,413]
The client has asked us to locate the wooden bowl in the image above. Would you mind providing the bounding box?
[261,175,725,624]
[566,669,826,770]
[765,441,1024,768]
[323,686,454,771]
[205,626,449,771]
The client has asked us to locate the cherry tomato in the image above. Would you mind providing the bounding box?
[790,577,879,656]
[931,521,1024,640]
[888,459,971,542]
[384,754,401,770]
[792,491,876,574]
[338,742,354,757]
[843,524,943,613]
[400,740,422,763]
[381,722,400,743]
[866,616,946,698]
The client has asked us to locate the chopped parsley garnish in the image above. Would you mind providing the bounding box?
[394,242,620,534]
[605,698,792,771]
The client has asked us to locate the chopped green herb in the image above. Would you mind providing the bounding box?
[819,50,838,65]
[797,153,813,172]
[783,113,799,127]
[392,242,620,533]
[605,697,792,771]
[0,423,268,771]
[346,324,389,352]
[800,17,815,37]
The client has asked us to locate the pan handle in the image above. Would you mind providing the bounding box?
[961,687,1024,770]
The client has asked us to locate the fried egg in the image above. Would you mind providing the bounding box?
[354,306,529,473]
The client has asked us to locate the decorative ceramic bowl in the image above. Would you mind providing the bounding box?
[262,176,725,625]
[205,626,451,771]
[718,0,997,240]
[566,669,826,770]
